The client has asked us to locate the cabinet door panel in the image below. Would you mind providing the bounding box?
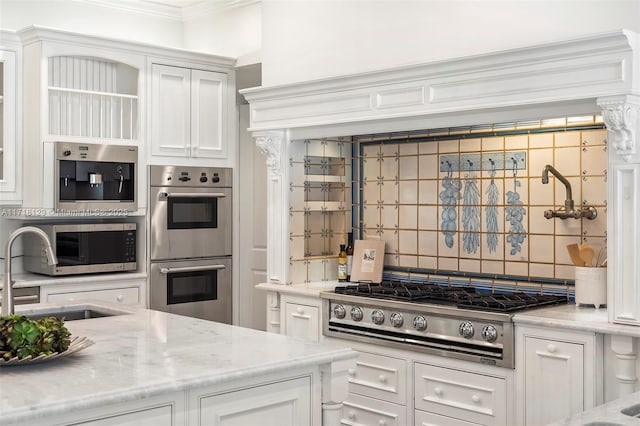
[197,377,311,426]
[415,410,483,426]
[348,351,407,404]
[415,363,506,426]
[523,337,584,425]
[284,302,320,342]
[46,287,139,305]
[72,405,173,426]
[341,393,406,426]
[151,64,190,157]
[191,69,227,159]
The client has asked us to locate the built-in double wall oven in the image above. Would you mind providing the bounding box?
[149,165,232,324]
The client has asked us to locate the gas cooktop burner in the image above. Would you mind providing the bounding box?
[333,280,567,312]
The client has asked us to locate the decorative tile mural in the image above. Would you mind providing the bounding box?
[288,116,608,295]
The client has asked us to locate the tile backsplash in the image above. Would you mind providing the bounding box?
[289,116,607,295]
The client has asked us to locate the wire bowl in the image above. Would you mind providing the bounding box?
[0,336,94,366]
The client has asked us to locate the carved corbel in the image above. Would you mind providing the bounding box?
[598,96,640,162]
[254,130,286,175]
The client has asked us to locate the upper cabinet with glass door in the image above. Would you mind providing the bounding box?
[0,30,21,203]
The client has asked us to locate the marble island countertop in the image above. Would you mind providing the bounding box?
[0,302,356,424]
[549,389,640,426]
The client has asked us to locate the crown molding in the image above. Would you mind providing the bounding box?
[72,0,260,21]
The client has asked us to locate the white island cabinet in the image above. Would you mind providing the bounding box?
[0,304,356,426]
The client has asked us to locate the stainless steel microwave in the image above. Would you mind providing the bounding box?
[55,142,137,212]
[23,223,136,276]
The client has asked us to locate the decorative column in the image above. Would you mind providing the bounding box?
[610,335,638,398]
[254,129,289,285]
[599,95,640,398]
[598,95,640,325]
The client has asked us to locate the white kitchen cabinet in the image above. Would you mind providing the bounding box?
[341,393,407,426]
[0,32,21,203]
[41,278,145,306]
[281,294,322,342]
[18,26,146,212]
[192,376,312,426]
[35,392,186,426]
[150,63,230,164]
[414,362,507,426]
[515,325,603,426]
[347,350,407,405]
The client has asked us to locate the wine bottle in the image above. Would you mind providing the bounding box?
[338,244,347,282]
[346,232,354,281]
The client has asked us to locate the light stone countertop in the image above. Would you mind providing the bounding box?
[513,303,640,338]
[0,302,356,424]
[1,271,148,288]
[548,389,640,426]
[256,280,342,297]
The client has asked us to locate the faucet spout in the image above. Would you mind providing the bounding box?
[2,227,58,316]
[542,164,573,210]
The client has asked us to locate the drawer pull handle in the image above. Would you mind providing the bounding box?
[348,411,356,420]
[297,307,304,315]
[471,394,481,403]
[547,344,557,353]
[378,374,387,384]
[378,420,387,426]
[116,295,124,302]
[434,387,443,396]
[348,368,356,377]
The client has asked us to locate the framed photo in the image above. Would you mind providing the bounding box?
[350,239,385,283]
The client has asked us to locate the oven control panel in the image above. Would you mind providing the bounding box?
[149,165,232,188]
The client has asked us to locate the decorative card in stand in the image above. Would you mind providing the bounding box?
[350,239,385,284]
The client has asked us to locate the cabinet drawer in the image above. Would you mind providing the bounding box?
[348,351,407,405]
[341,393,406,426]
[46,287,139,305]
[415,410,483,426]
[414,363,506,426]
[284,302,320,342]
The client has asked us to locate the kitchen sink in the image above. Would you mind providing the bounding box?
[17,305,132,322]
[622,404,640,418]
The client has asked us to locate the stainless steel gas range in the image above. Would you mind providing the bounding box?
[321,281,567,368]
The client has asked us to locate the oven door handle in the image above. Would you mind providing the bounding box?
[159,192,226,199]
[159,265,226,274]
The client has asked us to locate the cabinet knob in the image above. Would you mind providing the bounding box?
[471,394,481,403]
[434,387,443,396]
[348,368,356,377]
[378,420,387,426]
[547,344,557,353]
[297,307,304,315]
[378,374,387,384]
[348,411,356,420]
[116,295,124,302]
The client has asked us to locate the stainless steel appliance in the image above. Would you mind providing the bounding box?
[149,165,232,324]
[321,281,567,368]
[55,141,137,212]
[149,166,232,260]
[23,223,136,276]
[150,257,231,322]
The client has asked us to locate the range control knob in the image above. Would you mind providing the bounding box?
[481,325,499,342]
[459,321,475,339]
[333,304,346,319]
[199,176,208,183]
[389,312,404,328]
[371,310,385,325]
[413,315,428,331]
[350,306,364,322]
[63,150,71,156]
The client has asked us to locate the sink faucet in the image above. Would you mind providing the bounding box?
[2,227,58,316]
[541,164,597,220]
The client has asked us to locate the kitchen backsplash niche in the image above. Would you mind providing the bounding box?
[289,116,607,296]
